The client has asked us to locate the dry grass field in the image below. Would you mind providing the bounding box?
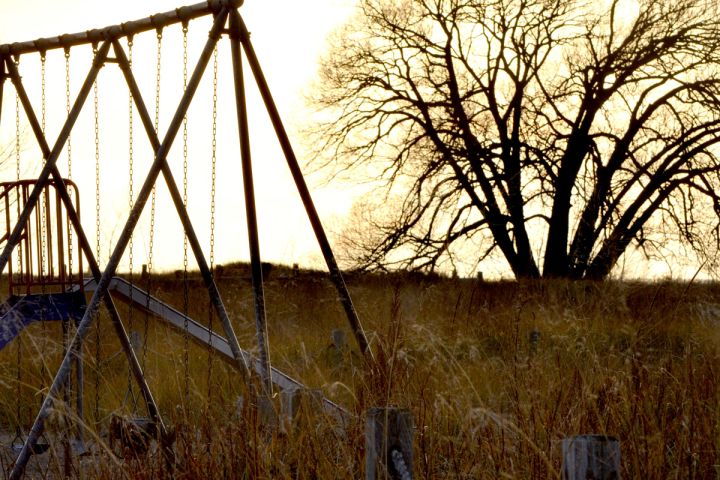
[0,265,718,478]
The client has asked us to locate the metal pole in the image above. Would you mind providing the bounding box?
[0,0,244,57]
[5,42,111,479]
[5,55,166,431]
[233,13,374,365]
[0,55,5,130]
[74,325,84,445]
[365,407,414,480]
[5,46,170,479]
[12,21,234,474]
[0,42,111,278]
[50,10,230,444]
[111,36,252,377]
[562,435,620,480]
[229,14,272,394]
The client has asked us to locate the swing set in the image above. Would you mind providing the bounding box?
[0,1,374,477]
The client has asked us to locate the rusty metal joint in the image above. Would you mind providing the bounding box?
[228,11,247,41]
[33,40,48,59]
[176,7,194,24]
[207,0,244,12]
[91,44,108,68]
[208,8,229,40]
[150,15,165,34]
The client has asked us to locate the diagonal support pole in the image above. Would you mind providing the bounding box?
[0,55,5,130]
[229,13,272,395]
[232,12,375,366]
[11,17,233,475]
[110,28,252,379]
[4,50,167,431]
[4,40,109,479]
[0,42,110,278]
[7,19,234,473]
[5,44,170,480]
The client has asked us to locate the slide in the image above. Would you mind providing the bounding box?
[0,291,86,351]
[83,277,349,420]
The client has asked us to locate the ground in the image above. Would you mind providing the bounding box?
[0,268,717,478]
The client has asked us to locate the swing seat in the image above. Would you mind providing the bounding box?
[0,291,86,351]
[109,415,158,457]
[10,434,51,456]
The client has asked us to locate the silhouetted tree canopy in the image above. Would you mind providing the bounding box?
[310,0,720,279]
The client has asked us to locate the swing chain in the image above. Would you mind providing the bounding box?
[39,52,47,280]
[13,65,22,421]
[14,56,20,183]
[94,45,101,267]
[38,52,48,393]
[210,47,218,271]
[154,29,163,134]
[148,28,162,275]
[65,47,73,280]
[128,37,135,297]
[127,38,137,406]
[12,87,29,429]
[93,42,102,424]
[147,28,162,286]
[207,45,219,402]
[182,22,191,403]
[64,48,72,177]
[143,30,163,374]
[14,57,22,287]
[40,51,46,137]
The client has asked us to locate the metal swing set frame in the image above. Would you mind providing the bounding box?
[0,1,374,477]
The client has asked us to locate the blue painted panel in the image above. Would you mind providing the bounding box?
[0,292,86,351]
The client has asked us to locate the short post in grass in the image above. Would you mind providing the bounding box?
[280,386,323,431]
[365,407,413,480]
[246,383,277,428]
[332,329,347,351]
[561,435,620,480]
[326,329,348,367]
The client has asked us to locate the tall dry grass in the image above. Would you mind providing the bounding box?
[0,267,718,478]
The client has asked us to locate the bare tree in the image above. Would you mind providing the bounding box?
[309,0,720,279]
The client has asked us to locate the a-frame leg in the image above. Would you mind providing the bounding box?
[231,11,375,366]
[0,55,5,130]
[4,54,167,427]
[228,17,272,394]
[7,16,234,479]
[110,31,253,379]
[4,42,172,479]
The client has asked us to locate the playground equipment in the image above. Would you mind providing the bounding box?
[0,1,373,477]
[0,179,85,350]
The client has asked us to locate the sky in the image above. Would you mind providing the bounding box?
[0,0,708,282]
[0,0,363,274]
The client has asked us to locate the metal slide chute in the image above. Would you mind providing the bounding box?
[82,276,349,420]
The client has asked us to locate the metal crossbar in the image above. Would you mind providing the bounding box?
[80,276,350,422]
[0,0,243,56]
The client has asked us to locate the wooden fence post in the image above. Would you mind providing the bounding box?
[280,386,323,430]
[365,407,413,480]
[562,435,620,480]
